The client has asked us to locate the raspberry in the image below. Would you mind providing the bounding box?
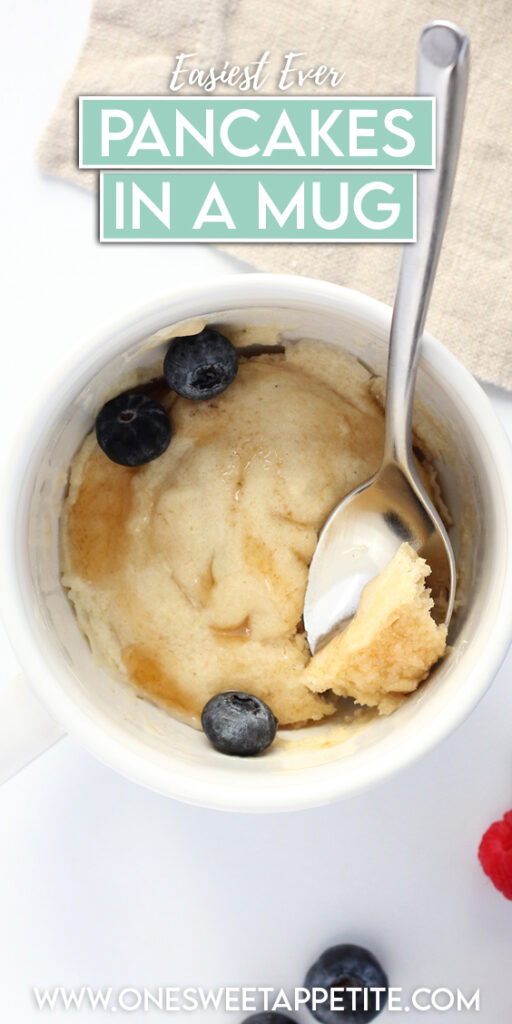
[478,810,512,900]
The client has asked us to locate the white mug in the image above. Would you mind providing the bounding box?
[2,274,512,812]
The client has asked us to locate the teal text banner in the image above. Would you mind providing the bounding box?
[82,98,434,168]
[100,172,416,242]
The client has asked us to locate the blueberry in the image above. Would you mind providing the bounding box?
[201,691,277,756]
[242,1016,294,1023]
[96,391,171,466]
[304,944,388,1024]
[163,327,238,400]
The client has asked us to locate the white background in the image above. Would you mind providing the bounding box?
[1,1,512,1020]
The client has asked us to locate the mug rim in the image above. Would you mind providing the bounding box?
[3,273,512,811]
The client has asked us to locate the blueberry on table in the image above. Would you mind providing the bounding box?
[95,391,171,466]
[242,1015,294,1023]
[163,326,238,400]
[201,691,277,756]
[304,944,388,1024]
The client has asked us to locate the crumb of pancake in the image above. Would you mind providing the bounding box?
[305,543,447,715]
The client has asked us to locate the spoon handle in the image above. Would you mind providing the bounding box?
[384,22,469,467]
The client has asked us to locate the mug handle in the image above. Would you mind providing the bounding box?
[0,674,65,784]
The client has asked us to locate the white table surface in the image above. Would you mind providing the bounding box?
[2,2,512,1021]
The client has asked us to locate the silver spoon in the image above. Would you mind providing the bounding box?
[304,21,469,654]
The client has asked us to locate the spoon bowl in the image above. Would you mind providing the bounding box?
[304,460,455,653]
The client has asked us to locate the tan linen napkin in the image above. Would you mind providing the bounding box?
[37,0,512,389]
